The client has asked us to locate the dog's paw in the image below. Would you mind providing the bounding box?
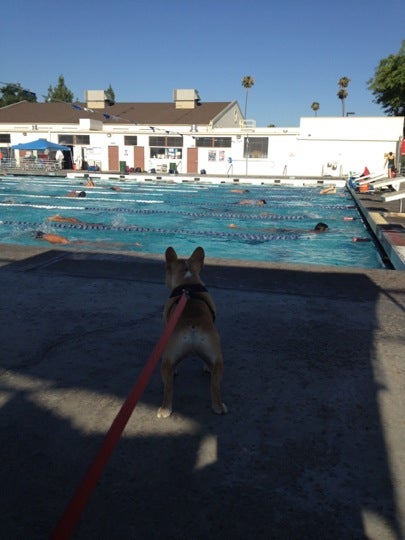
[157,406,172,418]
[212,402,228,415]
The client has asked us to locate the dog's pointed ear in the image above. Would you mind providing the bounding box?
[190,247,205,267]
[165,247,177,265]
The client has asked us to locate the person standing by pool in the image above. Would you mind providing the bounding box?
[55,150,64,169]
[384,152,395,178]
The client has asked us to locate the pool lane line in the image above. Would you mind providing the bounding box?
[0,202,311,220]
[0,219,303,242]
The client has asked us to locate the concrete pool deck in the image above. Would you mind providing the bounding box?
[0,239,405,539]
[348,183,405,270]
[0,176,404,539]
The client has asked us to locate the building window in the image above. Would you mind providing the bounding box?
[59,135,74,145]
[75,135,90,145]
[0,134,11,143]
[149,135,183,159]
[196,137,232,148]
[58,135,90,145]
[124,136,138,145]
[243,137,268,158]
[149,136,183,147]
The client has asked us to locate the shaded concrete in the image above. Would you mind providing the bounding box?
[0,246,404,540]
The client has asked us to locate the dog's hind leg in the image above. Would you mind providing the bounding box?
[157,357,175,418]
[210,355,227,415]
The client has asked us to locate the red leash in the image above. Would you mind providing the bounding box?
[51,292,188,540]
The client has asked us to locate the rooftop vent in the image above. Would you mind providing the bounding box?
[173,89,201,109]
[85,90,109,109]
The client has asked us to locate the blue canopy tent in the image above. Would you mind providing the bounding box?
[11,138,72,170]
[11,138,70,151]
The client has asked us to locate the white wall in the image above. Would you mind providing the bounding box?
[296,116,404,176]
[4,115,404,177]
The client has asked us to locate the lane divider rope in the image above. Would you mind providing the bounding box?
[0,202,309,220]
[0,220,302,241]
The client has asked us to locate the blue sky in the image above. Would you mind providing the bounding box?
[2,0,404,126]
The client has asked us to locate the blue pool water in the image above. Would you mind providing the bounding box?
[0,175,386,269]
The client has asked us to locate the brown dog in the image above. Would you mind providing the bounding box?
[157,246,227,418]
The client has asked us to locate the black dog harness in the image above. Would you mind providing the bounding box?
[169,283,215,321]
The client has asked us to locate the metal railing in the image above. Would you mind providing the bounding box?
[0,158,17,168]
[0,157,62,171]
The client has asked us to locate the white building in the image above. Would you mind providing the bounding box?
[0,89,403,178]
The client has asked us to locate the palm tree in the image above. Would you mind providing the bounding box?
[241,75,255,118]
[311,102,320,116]
[337,77,350,117]
[241,75,254,177]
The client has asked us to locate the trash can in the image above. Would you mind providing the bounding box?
[119,161,126,173]
[169,162,177,174]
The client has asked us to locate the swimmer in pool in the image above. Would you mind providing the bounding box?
[238,199,267,206]
[230,189,250,194]
[47,214,105,227]
[35,230,143,248]
[229,222,329,233]
[313,222,329,232]
[66,190,86,198]
[48,214,82,224]
[320,185,336,195]
[35,231,69,244]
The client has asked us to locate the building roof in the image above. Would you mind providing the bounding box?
[0,100,234,126]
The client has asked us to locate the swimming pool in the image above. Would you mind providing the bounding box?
[0,175,387,269]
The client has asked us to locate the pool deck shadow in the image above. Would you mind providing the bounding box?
[0,244,404,539]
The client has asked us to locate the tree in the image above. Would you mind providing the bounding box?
[337,77,350,116]
[241,75,255,118]
[105,84,115,105]
[46,75,74,103]
[367,40,405,116]
[311,102,320,116]
[0,82,37,107]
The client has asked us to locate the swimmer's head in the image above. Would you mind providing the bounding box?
[78,191,86,197]
[259,199,267,205]
[314,222,329,232]
[34,231,44,239]
[229,223,237,228]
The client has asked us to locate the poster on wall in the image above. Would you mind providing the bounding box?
[208,150,216,161]
[85,147,102,160]
[219,150,225,161]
